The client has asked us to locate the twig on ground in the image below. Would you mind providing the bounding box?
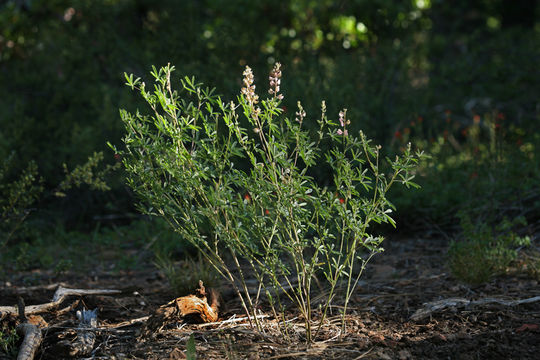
[0,286,121,316]
[102,316,151,329]
[410,295,540,321]
[3,283,70,293]
[353,347,374,359]
[197,314,270,328]
[267,348,325,359]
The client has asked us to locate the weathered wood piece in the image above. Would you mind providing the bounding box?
[143,281,219,335]
[0,286,121,316]
[16,297,43,360]
[410,295,540,321]
[0,286,120,359]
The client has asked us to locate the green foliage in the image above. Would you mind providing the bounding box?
[448,213,531,285]
[519,251,540,281]
[0,325,18,359]
[56,152,120,196]
[154,253,219,296]
[0,0,537,233]
[116,63,423,341]
[186,334,197,360]
[54,258,74,276]
[0,151,119,248]
[390,103,540,228]
[0,218,177,278]
[0,153,43,245]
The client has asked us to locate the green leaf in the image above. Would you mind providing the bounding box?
[186,333,197,360]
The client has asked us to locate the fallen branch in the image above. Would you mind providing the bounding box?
[3,282,70,293]
[102,315,151,329]
[0,286,121,316]
[16,298,43,360]
[197,314,270,328]
[410,295,540,321]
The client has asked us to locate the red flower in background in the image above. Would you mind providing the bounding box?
[244,193,251,202]
[444,110,452,124]
[473,115,481,124]
[394,130,402,140]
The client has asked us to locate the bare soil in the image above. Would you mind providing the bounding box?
[1,236,539,359]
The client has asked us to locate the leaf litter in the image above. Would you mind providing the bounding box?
[1,236,539,359]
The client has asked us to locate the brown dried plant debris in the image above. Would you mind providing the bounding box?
[143,280,220,336]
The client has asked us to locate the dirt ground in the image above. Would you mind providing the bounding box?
[1,235,539,359]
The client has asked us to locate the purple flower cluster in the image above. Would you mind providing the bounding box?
[268,62,284,100]
[337,109,349,136]
[295,101,306,124]
[241,66,259,107]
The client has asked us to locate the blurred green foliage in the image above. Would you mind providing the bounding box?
[448,213,531,284]
[0,0,538,239]
[154,252,219,297]
[0,151,118,245]
[0,153,43,244]
[0,217,181,278]
[0,324,19,358]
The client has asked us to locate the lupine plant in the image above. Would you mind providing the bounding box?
[115,63,423,342]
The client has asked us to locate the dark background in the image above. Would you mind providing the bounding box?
[1,0,538,246]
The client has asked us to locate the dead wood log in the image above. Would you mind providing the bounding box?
[16,298,44,360]
[16,323,42,360]
[410,295,540,321]
[143,280,219,336]
[0,286,121,317]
